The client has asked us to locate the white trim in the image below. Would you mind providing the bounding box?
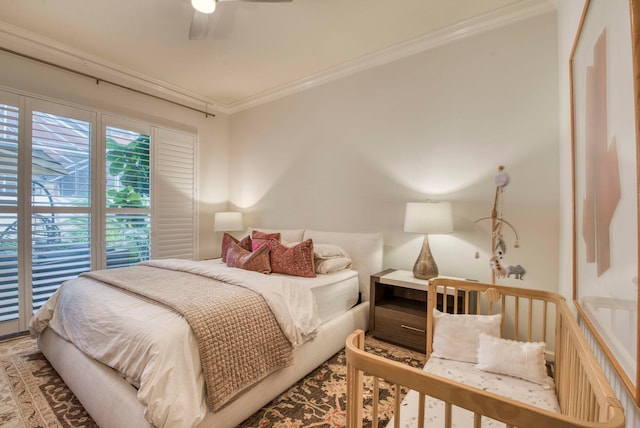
[226,0,557,112]
[0,23,224,114]
[0,0,556,114]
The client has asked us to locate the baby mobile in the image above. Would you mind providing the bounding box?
[473,165,525,284]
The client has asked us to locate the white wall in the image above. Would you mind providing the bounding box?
[229,12,560,291]
[0,50,230,260]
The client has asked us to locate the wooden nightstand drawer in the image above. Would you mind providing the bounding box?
[374,306,426,352]
[369,270,475,353]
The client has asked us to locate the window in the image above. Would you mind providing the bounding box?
[31,107,93,312]
[0,99,20,325]
[105,125,151,269]
[0,90,196,335]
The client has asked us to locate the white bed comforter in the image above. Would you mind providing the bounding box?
[29,260,322,428]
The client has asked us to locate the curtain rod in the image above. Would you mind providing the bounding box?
[0,46,215,118]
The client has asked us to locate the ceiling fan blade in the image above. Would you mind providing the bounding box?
[189,10,210,40]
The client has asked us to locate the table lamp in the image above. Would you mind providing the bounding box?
[214,212,243,232]
[404,201,453,280]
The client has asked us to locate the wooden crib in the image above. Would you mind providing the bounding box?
[345,278,625,428]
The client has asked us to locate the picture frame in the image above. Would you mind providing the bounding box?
[571,0,640,404]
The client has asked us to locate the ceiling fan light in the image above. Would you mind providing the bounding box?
[191,0,216,14]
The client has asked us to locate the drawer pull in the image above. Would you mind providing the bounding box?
[400,324,425,333]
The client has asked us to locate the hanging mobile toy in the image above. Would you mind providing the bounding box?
[474,165,524,283]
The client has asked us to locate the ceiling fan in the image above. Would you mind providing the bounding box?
[189,0,293,40]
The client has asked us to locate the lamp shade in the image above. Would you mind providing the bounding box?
[404,201,453,234]
[214,212,243,232]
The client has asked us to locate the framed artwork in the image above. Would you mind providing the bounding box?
[571,0,640,404]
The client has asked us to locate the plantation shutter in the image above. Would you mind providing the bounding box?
[30,105,93,310]
[0,89,199,336]
[0,94,20,325]
[152,127,196,260]
[103,119,151,269]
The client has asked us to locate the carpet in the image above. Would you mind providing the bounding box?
[0,334,426,428]
[0,335,96,428]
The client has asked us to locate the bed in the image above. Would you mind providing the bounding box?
[29,228,383,428]
[345,277,626,428]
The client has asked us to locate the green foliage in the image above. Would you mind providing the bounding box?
[106,134,150,242]
[106,187,144,209]
[106,134,150,202]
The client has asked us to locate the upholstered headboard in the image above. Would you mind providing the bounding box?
[247,228,383,301]
[303,230,382,301]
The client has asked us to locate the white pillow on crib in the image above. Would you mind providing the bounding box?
[476,333,551,386]
[431,310,501,363]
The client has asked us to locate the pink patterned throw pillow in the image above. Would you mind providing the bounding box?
[251,230,281,252]
[226,242,271,274]
[221,233,252,263]
[267,239,316,278]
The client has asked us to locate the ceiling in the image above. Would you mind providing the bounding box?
[0,0,554,113]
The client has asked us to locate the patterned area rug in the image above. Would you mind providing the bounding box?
[0,335,96,428]
[238,338,426,428]
[0,334,426,428]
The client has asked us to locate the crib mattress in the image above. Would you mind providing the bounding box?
[389,356,561,428]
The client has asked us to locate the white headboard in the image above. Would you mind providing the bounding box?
[303,230,383,301]
[245,228,383,301]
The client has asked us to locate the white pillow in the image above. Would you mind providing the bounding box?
[476,333,551,386]
[302,229,383,302]
[313,243,349,259]
[315,257,352,274]
[431,310,501,363]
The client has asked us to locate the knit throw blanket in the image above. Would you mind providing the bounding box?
[82,265,293,411]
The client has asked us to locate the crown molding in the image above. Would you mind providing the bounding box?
[227,0,556,113]
[0,22,225,115]
[0,0,555,115]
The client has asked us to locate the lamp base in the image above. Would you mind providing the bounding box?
[412,235,438,280]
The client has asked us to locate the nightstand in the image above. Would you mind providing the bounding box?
[369,269,475,352]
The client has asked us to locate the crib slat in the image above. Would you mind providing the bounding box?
[514,296,520,341]
[373,376,379,428]
[527,298,533,341]
[346,363,353,427]
[582,370,590,419]
[473,412,481,428]
[453,286,459,314]
[418,393,425,428]
[542,300,548,343]
[346,330,365,428]
[464,289,470,314]
[394,384,401,428]
[444,402,452,428]
[501,294,506,336]
[577,364,586,418]
[591,393,598,421]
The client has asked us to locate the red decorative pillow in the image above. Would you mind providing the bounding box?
[226,243,271,274]
[221,233,252,263]
[267,239,316,278]
[251,230,281,252]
